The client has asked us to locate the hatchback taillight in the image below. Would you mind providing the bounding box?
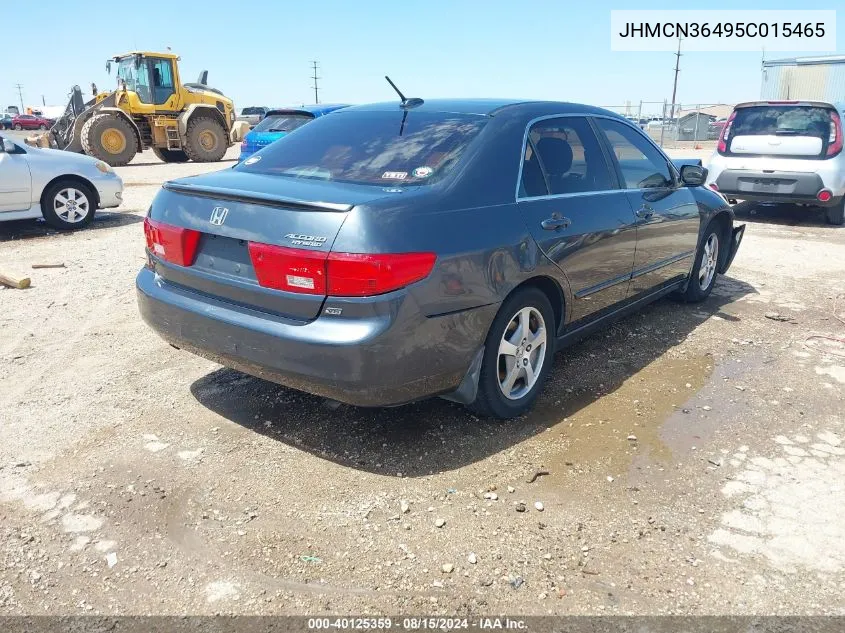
[247,243,436,297]
[826,111,843,157]
[717,111,736,154]
[143,217,201,267]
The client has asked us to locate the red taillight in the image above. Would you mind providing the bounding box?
[327,252,437,297]
[717,111,736,154]
[247,243,436,297]
[826,111,843,157]
[247,243,328,294]
[709,183,719,191]
[817,189,833,203]
[143,217,201,267]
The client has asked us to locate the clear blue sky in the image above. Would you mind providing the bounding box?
[2,0,841,115]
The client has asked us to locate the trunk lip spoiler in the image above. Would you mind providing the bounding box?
[162,182,354,213]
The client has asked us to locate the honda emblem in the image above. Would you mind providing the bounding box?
[209,206,229,226]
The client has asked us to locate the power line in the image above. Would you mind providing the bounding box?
[14,83,24,111]
[669,37,682,121]
[310,61,320,104]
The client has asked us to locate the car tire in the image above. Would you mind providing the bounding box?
[14,124,22,130]
[152,147,190,163]
[38,124,47,130]
[679,223,722,303]
[40,180,97,230]
[470,287,555,419]
[826,199,845,226]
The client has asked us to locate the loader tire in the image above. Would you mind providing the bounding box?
[81,113,137,167]
[152,147,190,163]
[183,116,228,162]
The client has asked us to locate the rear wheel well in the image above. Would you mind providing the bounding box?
[508,276,565,335]
[40,174,99,210]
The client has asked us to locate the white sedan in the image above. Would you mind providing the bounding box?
[0,134,123,229]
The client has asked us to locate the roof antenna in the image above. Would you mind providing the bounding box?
[385,76,424,109]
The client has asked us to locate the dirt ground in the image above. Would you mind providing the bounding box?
[0,141,844,617]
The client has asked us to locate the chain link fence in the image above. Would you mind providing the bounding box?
[598,101,734,147]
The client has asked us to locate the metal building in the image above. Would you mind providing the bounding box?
[761,55,845,102]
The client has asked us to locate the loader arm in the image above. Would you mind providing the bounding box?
[50,87,113,153]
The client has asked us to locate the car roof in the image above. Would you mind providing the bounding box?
[735,100,838,109]
[340,98,626,119]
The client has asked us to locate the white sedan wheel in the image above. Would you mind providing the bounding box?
[53,187,91,224]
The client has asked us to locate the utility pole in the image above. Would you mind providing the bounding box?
[669,37,682,121]
[15,83,24,111]
[310,61,320,104]
[41,95,46,106]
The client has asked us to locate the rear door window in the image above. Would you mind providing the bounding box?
[521,116,614,196]
[728,105,836,157]
[240,110,487,186]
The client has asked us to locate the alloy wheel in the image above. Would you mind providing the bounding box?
[54,188,90,223]
[698,233,719,291]
[497,306,547,400]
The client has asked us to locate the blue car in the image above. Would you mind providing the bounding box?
[239,104,349,161]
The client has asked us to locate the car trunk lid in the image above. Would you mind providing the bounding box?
[146,171,391,322]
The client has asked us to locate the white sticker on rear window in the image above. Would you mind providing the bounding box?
[382,171,407,180]
[412,166,433,178]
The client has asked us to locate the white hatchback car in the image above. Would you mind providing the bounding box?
[0,135,123,229]
[706,100,845,225]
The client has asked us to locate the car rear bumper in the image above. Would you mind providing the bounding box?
[712,169,842,205]
[136,267,497,407]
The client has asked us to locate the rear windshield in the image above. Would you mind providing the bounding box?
[732,105,833,138]
[253,113,313,133]
[238,110,487,186]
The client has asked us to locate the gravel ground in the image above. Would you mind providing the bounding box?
[0,143,844,616]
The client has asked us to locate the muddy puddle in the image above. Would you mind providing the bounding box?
[531,353,718,481]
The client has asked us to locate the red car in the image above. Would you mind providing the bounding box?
[11,114,52,130]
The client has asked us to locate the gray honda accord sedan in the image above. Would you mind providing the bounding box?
[137,98,744,419]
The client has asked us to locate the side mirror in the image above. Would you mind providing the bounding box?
[680,164,708,187]
[1,138,16,153]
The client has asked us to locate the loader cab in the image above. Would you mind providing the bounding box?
[113,53,182,111]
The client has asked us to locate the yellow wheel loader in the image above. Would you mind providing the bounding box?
[49,52,236,166]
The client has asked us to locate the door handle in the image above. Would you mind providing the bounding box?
[541,214,571,231]
[636,205,654,220]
